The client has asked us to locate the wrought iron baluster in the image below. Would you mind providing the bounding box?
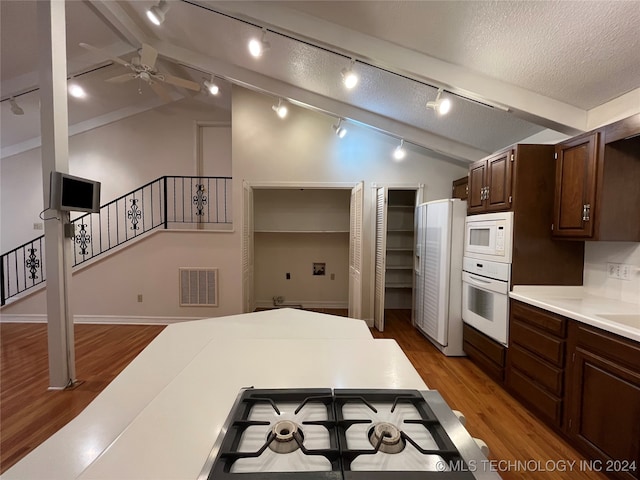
[127,197,141,231]
[193,183,208,217]
[74,223,91,257]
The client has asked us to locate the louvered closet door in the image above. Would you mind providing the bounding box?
[348,182,364,319]
[242,182,254,313]
[373,187,388,331]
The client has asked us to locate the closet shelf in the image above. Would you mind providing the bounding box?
[385,282,413,289]
[386,265,413,270]
[385,247,413,252]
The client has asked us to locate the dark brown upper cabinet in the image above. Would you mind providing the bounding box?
[553,114,640,241]
[467,149,513,214]
[451,176,468,201]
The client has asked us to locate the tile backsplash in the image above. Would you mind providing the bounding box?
[583,242,640,304]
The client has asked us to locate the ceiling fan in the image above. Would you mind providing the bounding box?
[79,42,201,101]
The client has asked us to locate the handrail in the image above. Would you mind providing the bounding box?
[1,176,232,306]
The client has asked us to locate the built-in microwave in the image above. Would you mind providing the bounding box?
[464,212,514,263]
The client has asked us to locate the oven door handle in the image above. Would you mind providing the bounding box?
[467,275,492,285]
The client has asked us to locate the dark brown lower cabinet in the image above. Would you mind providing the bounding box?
[565,321,640,480]
[462,322,506,384]
[505,300,640,479]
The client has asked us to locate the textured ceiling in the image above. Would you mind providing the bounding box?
[1,0,639,161]
[281,1,640,109]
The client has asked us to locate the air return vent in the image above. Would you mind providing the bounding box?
[179,268,218,306]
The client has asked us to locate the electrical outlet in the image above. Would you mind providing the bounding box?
[330,273,335,280]
[33,222,43,230]
[137,294,143,302]
[620,264,631,281]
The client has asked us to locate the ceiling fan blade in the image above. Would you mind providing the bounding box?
[105,73,136,83]
[79,42,130,68]
[139,43,158,69]
[161,73,201,92]
[149,81,173,103]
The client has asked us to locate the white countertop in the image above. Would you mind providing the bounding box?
[510,286,640,342]
[2,309,427,480]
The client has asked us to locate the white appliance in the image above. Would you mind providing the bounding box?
[462,211,514,346]
[461,257,510,345]
[413,199,466,356]
[464,211,513,263]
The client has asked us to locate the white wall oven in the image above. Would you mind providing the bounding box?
[464,212,513,263]
[461,257,510,345]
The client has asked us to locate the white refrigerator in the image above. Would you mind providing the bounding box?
[414,198,466,356]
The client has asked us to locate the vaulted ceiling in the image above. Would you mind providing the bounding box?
[1,0,639,162]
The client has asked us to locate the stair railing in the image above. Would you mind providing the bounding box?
[1,176,231,306]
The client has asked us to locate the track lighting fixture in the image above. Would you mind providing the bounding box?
[204,76,219,95]
[272,98,288,119]
[249,28,271,58]
[9,97,24,115]
[393,139,407,161]
[332,118,347,138]
[341,58,359,89]
[146,0,169,26]
[426,88,451,115]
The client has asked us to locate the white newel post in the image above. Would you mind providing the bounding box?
[37,0,76,389]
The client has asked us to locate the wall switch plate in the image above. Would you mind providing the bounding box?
[330,273,335,280]
[620,264,631,281]
[137,294,143,302]
[286,273,291,280]
[33,222,43,230]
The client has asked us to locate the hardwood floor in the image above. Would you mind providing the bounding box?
[0,323,165,473]
[373,310,607,480]
[1,312,607,479]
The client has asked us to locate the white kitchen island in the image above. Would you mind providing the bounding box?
[2,309,428,480]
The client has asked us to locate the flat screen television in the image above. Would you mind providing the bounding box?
[50,171,101,213]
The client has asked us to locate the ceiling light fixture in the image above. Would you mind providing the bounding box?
[341,58,359,89]
[146,0,169,26]
[68,80,86,99]
[426,88,452,115]
[204,76,219,95]
[248,28,270,58]
[393,139,407,161]
[9,97,24,115]
[332,118,347,138]
[272,98,288,119]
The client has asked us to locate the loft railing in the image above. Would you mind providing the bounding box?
[1,176,232,306]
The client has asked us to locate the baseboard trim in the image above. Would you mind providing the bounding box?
[254,301,349,309]
[0,314,205,325]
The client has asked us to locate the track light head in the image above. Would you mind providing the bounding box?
[426,88,451,115]
[393,139,406,161]
[341,59,358,89]
[249,28,271,58]
[272,98,288,119]
[333,118,347,138]
[146,0,169,26]
[9,97,24,115]
[204,78,219,95]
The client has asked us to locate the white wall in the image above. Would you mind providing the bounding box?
[583,242,640,304]
[1,230,242,320]
[1,98,230,251]
[232,87,468,322]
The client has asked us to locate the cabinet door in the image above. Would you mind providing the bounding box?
[452,176,468,200]
[553,132,599,238]
[485,150,513,211]
[467,159,486,214]
[567,325,640,479]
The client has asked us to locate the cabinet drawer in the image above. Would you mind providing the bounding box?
[511,300,566,337]
[509,344,564,396]
[463,323,505,367]
[511,320,565,367]
[508,368,563,427]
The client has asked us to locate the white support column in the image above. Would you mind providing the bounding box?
[37,0,76,389]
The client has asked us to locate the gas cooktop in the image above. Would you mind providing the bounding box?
[199,388,501,479]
